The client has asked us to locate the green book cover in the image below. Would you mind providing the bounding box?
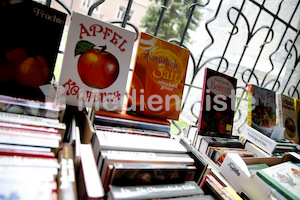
[257,161,300,200]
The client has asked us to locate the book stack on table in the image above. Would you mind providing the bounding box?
[0,94,67,199]
[91,130,211,199]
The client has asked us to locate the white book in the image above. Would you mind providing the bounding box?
[58,12,136,112]
[94,131,187,153]
[77,143,105,200]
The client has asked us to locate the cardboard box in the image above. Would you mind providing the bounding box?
[219,152,300,200]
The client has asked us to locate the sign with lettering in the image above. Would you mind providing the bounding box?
[58,12,136,111]
[239,125,277,154]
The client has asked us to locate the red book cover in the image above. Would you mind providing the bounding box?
[197,68,237,137]
[127,32,190,120]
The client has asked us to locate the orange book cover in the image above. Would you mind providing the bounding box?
[127,32,190,120]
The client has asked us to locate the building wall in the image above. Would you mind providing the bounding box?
[50,0,151,30]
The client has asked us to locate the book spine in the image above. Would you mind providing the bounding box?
[57,143,78,200]
[0,132,60,148]
[277,94,284,127]
[206,174,236,200]
[0,127,61,140]
[0,121,58,133]
[247,84,253,127]
[198,68,208,132]
[0,94,64,111]
[95,125,170,138]
[0,112,66,130]
[94,116,170,132]
[0,155,59,168]
[0,149,55,158]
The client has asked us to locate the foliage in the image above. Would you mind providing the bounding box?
[141,0,202,44]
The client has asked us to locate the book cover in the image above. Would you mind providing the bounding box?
[276,94,299,143]
[58,12,136,112]
[107,181,204,200]
[0,0,66,100]
[257,161,300,200]
[197,68,237,137]
[247,84,276,136]
[294,99,300,143]
[127,32,190,120]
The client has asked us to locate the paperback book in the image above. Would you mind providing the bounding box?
[127,32,190,120]
[197,68,237,136]
[0,0,66,100]
[247,84,276,136]
[58,12,136,112]
[257,161,300,200]
[276,93,299,143]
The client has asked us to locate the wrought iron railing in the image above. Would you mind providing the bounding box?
[50,0,300,135]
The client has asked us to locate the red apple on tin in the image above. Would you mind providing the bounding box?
[77,44,119,89]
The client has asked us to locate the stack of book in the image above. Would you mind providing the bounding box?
[91,130,209,199]
[0,95,66,199]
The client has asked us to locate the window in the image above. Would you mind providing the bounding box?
[80,0,100,13]
[116,6,134,21]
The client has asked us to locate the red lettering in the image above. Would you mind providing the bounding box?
[103,27,113,39]
[118,39,127,52]
[79,23,91,39]
[110,32,123,45]
[90,24,103,36]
